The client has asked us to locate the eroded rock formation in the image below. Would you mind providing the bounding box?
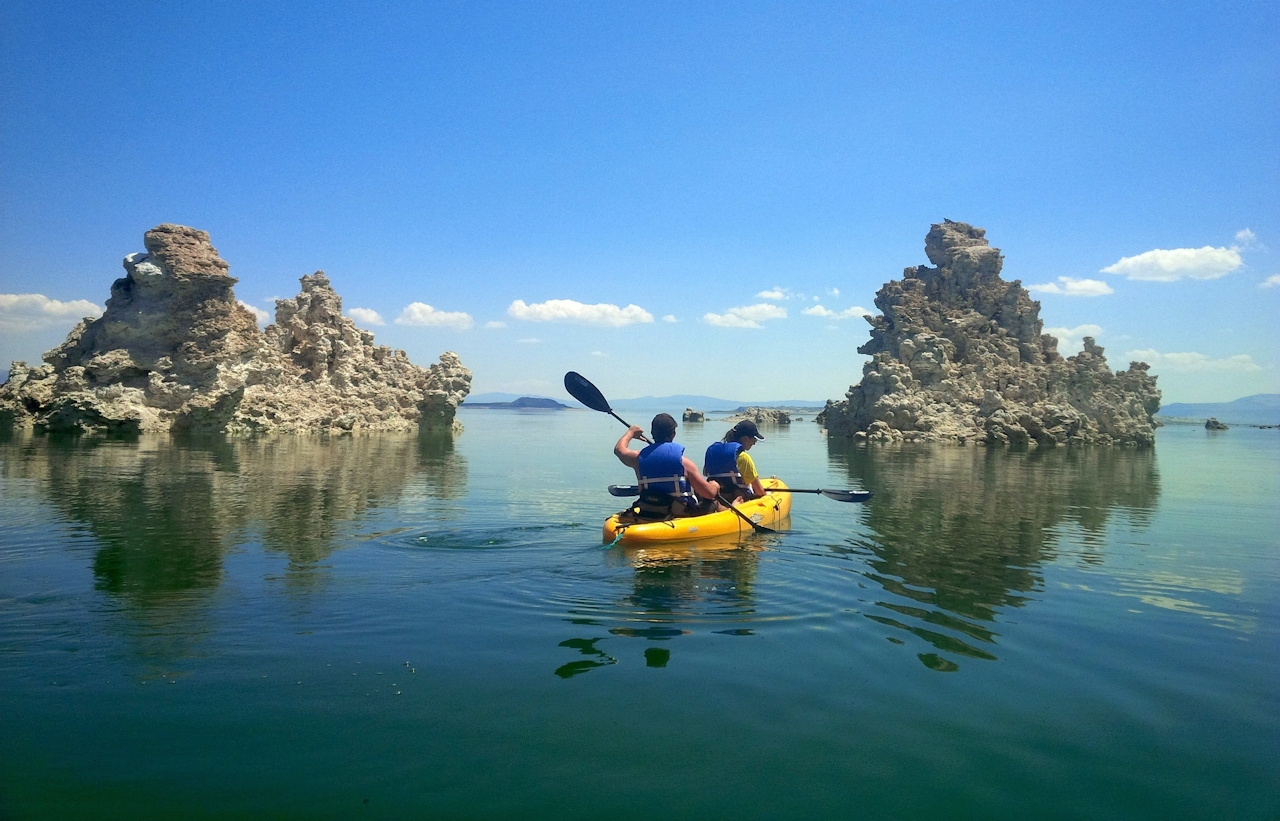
[0,224,471,435]
[682,408,705,422]
[725,407,791,425]
[817,221,1160,446]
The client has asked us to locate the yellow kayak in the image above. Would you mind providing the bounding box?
[603,478,793,544]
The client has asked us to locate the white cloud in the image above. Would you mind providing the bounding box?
[803,304,870,319]
[518,337,540,344]
[0,293,102,332]
[238,300,272,325]
[703,303,787,329]
[1027,277,1114,297]
[346,307,385,326]
[507,299,653,327]
[662,314,677,323]
[829,287,840,297]
[1045,324,1104,353]
[1233,228,1257,249]
[395,302,474,330]
[485,320,507,329]
[757,287,789,301]
[591,350,607,357]
[1259,275,1280,289]
[1124,349,1261,373]
[1101,246,1241,281]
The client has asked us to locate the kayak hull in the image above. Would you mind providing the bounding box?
[603,478,793,544]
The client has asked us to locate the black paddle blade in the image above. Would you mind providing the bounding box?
[821,489,873,503]
[608,484,640,497]
[564,371,612,413]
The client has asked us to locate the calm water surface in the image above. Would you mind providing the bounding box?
[1,411,1276,819]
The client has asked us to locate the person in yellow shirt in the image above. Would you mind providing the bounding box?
[702,420,767,504]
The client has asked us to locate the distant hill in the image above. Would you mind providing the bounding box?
[1157,394,1280,426]
[463,396,571,410]
[610,395,825,411]
[464,392,824,411]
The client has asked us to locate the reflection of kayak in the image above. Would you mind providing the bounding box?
[603,478,793,545]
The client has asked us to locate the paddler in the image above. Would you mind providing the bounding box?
[703,420,767,504]
[614,413,721,519]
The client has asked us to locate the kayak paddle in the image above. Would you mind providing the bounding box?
[608,484,872,503]
[564,371,651,444]
[566,371,774,535]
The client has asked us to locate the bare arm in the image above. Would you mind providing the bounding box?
[613,425,643,469]
[681,456,721,500]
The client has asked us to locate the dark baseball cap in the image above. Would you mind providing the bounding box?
[731,420,765,440]
[651,413,678,441]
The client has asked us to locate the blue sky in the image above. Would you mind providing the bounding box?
[1,1,1276,403]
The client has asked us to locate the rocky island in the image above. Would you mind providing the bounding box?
[0,224,471,435]
[818,220,1160,446]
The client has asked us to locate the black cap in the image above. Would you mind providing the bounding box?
[651,413,678,442]
[731,420,765,440]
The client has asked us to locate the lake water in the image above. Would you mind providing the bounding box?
[1,411,1276,820]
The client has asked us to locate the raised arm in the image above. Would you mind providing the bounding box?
[613,425,644,469]
[681,456,721,501]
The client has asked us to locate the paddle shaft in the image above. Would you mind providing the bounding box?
[716,494,776,534]
[608,484,870,503]
[608,410,651,444]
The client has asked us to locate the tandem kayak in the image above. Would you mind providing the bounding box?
[603,478,793,545]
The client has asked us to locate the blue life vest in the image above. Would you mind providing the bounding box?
[703,441,743,486]
[637,441,690,497]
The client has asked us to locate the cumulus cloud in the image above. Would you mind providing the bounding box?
[346,307,385,326]
[1259,275,1280,289]
[237,300,272,325]
[829,287,840,297]
[1101,246,1241,281]
[518,337,540,344]
[702,303,787,329]
[508,299,653,327]
[662,314,677,323]
[591,350,607,357]
[395,302,474,330]
[802,304,870,320]
[485,320,507,329]
[0,293,102,332]
[1027,277,1114,297]
[1124,349,1262,372]
[756,287,789,301]
[1044,324,1104,353]
[1233,228,1257,249]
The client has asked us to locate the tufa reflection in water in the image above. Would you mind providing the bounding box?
[828,440,1161,668]
[0,431,467,612]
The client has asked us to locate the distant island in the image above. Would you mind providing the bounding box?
[462,396,571,410]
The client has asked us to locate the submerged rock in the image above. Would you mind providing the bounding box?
[0,224,471,435]
[682,408,705,422]
[817,220,1160,446]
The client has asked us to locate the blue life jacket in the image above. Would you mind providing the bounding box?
[637,441,691,497]
[703,441,743,486]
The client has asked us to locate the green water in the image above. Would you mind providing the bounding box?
[1,412,1276,819]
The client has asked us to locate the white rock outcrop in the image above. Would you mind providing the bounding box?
[817,221,1160,446]
[0,224,471,435]
[724,407,791,425]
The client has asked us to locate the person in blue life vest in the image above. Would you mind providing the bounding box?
[703,419,767,504]
[614,413,722,519]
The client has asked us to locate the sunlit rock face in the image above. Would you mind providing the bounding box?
[817,220,1161,446]
[0,225,471,435]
